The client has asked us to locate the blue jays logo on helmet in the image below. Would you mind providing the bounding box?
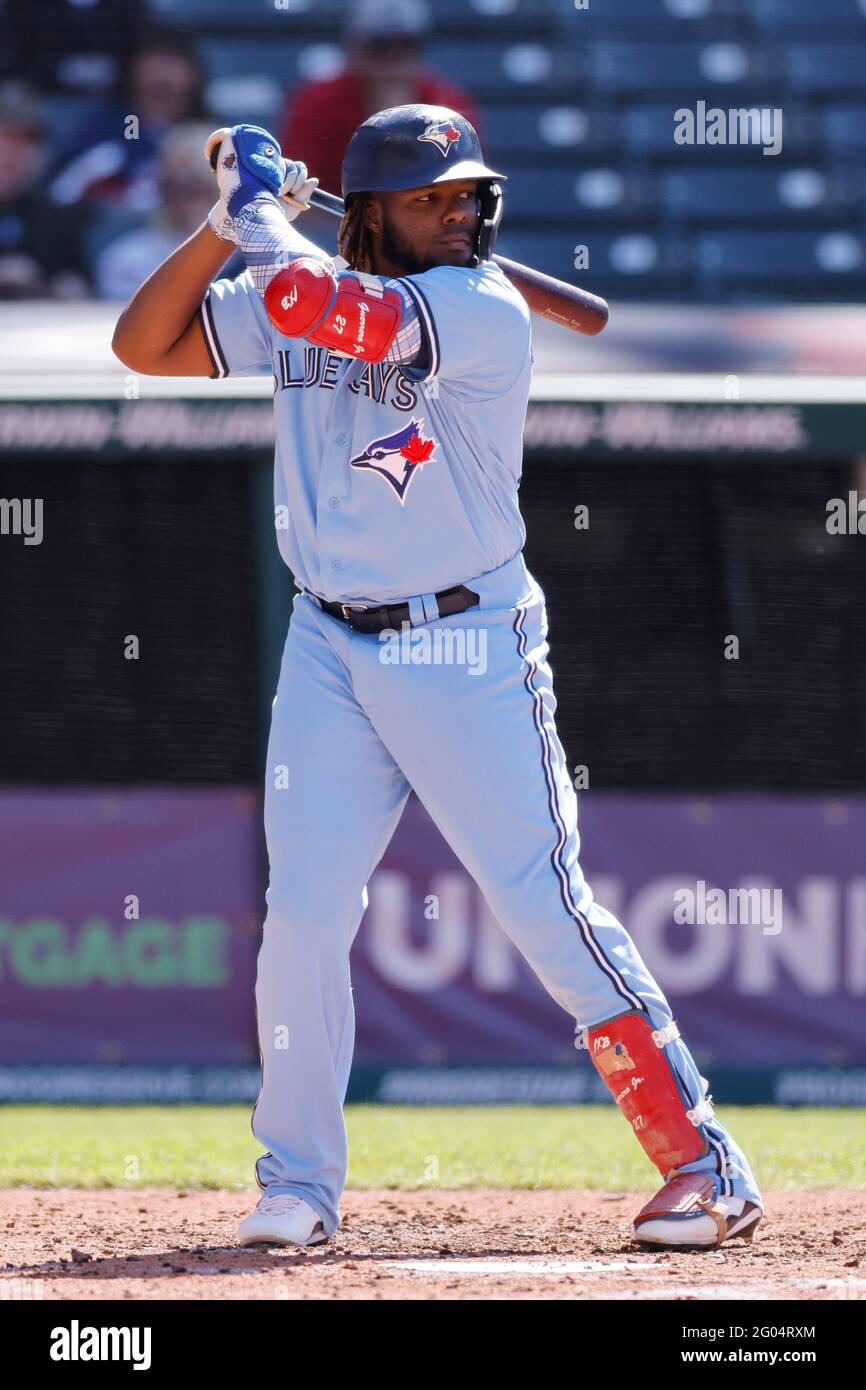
[350,418,437,503]
[417,120,462,158]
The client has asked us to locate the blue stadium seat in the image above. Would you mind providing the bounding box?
[149,0,555,31]
[749,0,866,33]
[426,38,577,95]
[588,41,770,94]
[426,0,554,28]
[503,168,655,223]
[496,227,691,292]
[147,0,343,26]
[694,229,866,280]
[823,104,866,151]
[557,0,742,34]
[482,103,619,164]
[622,103,820,159]
[783,44,866,94]
[660,167,848,223]
[205,75,285,129]
[198,35,341,90]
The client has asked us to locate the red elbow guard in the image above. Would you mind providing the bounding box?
[264,259,402,362]
[308,271,402,362]
[264,256,336,337]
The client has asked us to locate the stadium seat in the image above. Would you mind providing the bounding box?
[425,38,578,96]
[823,104,866,152]
[482,103,619,164]
[496,227,691,296]
[503,168,655,223]
[694,229,866,280]
[556,0,742,34]
[660,168,849,223]
[588,41,770,94]
[424,0,554,29]
[748,0,866,33]
[783,44,866,94]
[205,76,284,130]
[146,0,343,26]
[622,103,820,159]
[198,36,342,90]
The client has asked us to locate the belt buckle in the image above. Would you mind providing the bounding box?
[341,603,369,627]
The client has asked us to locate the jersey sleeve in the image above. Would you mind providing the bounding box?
[397,262,531,399]
[198,268,275,379]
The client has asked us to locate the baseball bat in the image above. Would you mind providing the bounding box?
[304,188,609,337]
[209,147,609,337]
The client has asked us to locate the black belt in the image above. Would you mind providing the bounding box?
[305,583,480,634]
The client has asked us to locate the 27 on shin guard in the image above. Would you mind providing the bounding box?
[583,1012,712,1178]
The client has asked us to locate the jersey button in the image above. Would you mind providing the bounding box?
[335,433,347,446]
[330,559,343,571]
[328,496,340,509]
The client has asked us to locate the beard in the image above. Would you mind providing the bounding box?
[379,210,474,274]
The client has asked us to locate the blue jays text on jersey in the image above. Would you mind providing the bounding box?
[199,255,533,606]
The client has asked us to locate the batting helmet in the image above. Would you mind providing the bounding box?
[341,104,506,266]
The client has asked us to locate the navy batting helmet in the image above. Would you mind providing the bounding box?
[341,104,505,265]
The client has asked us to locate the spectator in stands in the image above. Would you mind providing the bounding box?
[278,0,481,197]
[49,29,208,213]
[0,82,91,299]
[94,123,243,301]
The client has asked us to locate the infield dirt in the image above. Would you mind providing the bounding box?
[1,1188,864,1301]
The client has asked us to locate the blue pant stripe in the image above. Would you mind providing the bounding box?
[670,1056,732,1196]
[513,604,646,1017]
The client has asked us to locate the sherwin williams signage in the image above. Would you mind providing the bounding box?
[0,791,260,1064]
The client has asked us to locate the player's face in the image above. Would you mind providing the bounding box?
[369,181,480,275]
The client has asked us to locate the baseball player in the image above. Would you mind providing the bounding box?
[112,106,763,1252]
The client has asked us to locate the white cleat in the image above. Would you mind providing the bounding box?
[238,1194,328,1249]
[633,1172,763,1248]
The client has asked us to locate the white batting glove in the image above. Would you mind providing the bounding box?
[277,159,319,222]
[208,195,239,244]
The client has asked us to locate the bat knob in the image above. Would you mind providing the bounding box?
[204,127,231,171]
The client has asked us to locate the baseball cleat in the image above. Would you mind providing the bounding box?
[238,1194,328,1248]
[632,1171,763,1249]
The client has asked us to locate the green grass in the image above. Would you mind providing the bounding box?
[0,1105,862,1190]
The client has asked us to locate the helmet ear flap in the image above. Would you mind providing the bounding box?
[473,180,503,266]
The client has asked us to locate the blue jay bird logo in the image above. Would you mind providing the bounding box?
[417,120,462,158]
[350,419,438,503]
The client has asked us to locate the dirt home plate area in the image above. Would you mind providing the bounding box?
[2,1189,865,1301]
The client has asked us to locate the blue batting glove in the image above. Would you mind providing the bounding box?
[205,124,285,218]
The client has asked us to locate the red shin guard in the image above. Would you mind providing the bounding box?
[584,1012,711,1178]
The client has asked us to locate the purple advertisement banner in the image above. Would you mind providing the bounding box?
[353,793,866,1069]
[0,790,863,1072]
[0,790,260,1064]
